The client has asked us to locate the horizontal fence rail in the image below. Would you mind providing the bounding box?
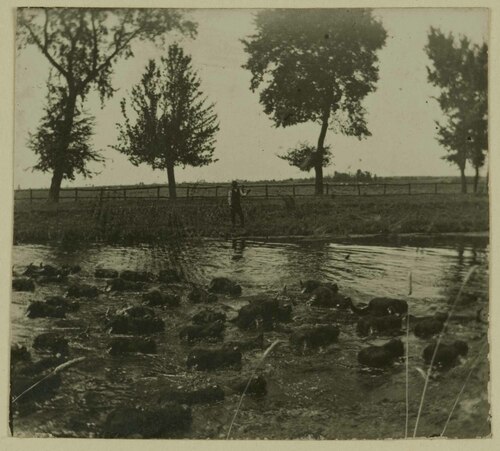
[14,181,487,203]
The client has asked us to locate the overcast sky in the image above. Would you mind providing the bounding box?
[14,8,488,189]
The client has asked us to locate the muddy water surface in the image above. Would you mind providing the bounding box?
[10,238,490,439]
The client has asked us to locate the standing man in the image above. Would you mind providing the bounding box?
[228,181,250,228]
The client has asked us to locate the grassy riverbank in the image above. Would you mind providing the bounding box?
[13,194,489,245]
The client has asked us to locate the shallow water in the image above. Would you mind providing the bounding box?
[10,238,490,439]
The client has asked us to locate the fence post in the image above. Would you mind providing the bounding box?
[157,186,161,199]
[30,189,33,204]
[292,185,296,197]
[408,183,412,195]
[435,183,438,194]
[265,185,269,198]
[357,184,361,196]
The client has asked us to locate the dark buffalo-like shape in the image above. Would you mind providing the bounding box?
[108,337,157,356]
[187,286,217,304]
[33,332,69,355]
[223,333,264,352]
[95,268,119,279]
[290,325,340,349]
[103,404,192,439]
[12,277,35,292]
[423,340,468,368]
[208,277,242,296]
[27,301,66,319]
[107,278,145,292]
[230,374,267,397]
[309,286,351,309]
[191,309,227,325]
[358,339,405,368]
[158,269,183,284]
[300,280,339,294]
[143,289,180,308]
[119,270,154,283]
[350,297,408,316]
[357,315,402,336]
[187,348,242,371]
[67,283,99,298]
[234,298,292,331]
[179,321,225,343]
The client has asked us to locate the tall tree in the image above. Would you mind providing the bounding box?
[29,79,102,182]
[425,28,488,193]
[278,141,332,172]
[113,44,219,199]
[17,7,196,201]
[242,9,387,195]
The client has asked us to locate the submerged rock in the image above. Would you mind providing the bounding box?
[45,296,79,312]
[158,385,225,406]
[108,337,157,356]
[12,277,35,292]
[102,404,192,438]
[358,338,405,368]
[290,325,340,349]
[208,277,242,296]
[187,348,242,371]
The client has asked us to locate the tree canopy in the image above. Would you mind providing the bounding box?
[17,7,196,201]
[242,9,387,194]
[114,44,219,198]
[425,27,488,193]
[278,142,332,172]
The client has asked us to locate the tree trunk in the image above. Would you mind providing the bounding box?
[166,163,177,199]
[473,165,479,193]
[460,166,467,194]
[315,109,331,196]
[48,169,64,203]
[48,89,78,203]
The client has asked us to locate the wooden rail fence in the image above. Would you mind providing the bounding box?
[15,181,487,203]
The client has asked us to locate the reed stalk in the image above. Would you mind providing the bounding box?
[226,339,283,439]
[412,265,478,437]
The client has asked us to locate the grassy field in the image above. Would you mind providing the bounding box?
[13,193,489,245]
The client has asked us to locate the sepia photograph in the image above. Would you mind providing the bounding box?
[6,2,491,441]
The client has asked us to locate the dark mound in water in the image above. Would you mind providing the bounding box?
[234,298,292,331]
[179,321,225,343]
[102,404,192,438]
[351,297,408,317]
[33,333,69,355]
[208,277,242,296]
[230,374,267,397]
[108,337,157,356]
[356,315,402,336]
[290,325,340,349]
[143,289,180,308]
[67,283,99,298]
[95,268,119,279]
[187,348,242,371]
[12,277,35,292]
[423,340,468,368]
[358,339,405,368]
